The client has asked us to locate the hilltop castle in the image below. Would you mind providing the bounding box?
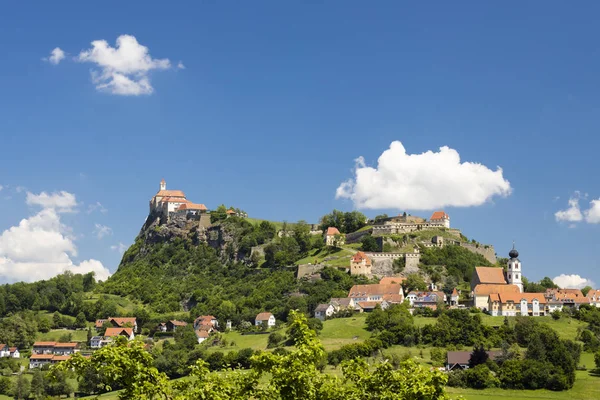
[149,179,209,223]
[372,211,450,235]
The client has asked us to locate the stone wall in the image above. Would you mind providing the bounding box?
[457,243,496,264]
[365,252,421,270]
[345,228,373,244]
[372,222,447,235]
[297,264,326,279]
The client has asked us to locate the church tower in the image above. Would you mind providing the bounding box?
[506,244,523,293]
[160,178,166,191]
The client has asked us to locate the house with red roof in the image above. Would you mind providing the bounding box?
[104,327,135,340]
[429,211,450,228]
[324,227,344,247]
[350,252,372,276]
[149,179,211,222]
[255,312,276,327]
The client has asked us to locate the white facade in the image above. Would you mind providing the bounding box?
[255,315,276,327]
[506,258,523,293]
[315,304,335,320]
[0,347,9,358]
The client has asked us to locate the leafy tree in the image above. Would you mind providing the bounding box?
[319,210,367,234]
[83,272,96,291]
[11,374,30,400]
[360,235,379,252]
[392,257,405,273]
[52,311,62,328]
[463,364,498,389]
[582,286,593,296]
[404,273,427,293]
[45,368,72,397]
[0,376,11,395]
[75,311,87,329]
[373,214,388,223]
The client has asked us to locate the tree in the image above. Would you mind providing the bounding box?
[0,376,11,395]
[404,273,427,293]
[392,257,405,273]
[52,311,62,328]
[30,369,45,399]
[373,214,388,223]
[360,235,379,252]
[11,374,30,400]
[83,272,96,291]
[582,286,593,297]
[75,311,87,329]
[469,344,489,368]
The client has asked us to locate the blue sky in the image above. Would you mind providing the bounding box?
[1,2,599,287]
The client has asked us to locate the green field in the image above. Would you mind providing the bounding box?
[36,328,89,342]
[319,314,371,350]
[295,247,356,267]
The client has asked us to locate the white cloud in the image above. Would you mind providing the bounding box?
[76,34,172,95]
[335,141,512,210]
[110,242,128,254]
[584,199,600,224]
[0,207,111,283]
[0,185,3,192]
[554,192,583,222]
[87,202,108,214]
[552,274,595,289]
[26,191,77,213]
[45,47,65,65]
[93,224,112,239]
[177,61,185,69]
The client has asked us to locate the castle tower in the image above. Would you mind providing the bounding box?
[506,244,523,293]
[160,178,166,191]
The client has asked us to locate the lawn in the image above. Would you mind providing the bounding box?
[295,247,356,267]
[319,314,371,350]
[204,331,271,353]
[36,329,89,342]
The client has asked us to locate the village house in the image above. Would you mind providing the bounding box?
[348,284,404,311]
[195,329,211,344]
[446,351,501,371]
[429,211,450,229]
[449,288,460,306]
[32,342,79,355]
[329,297,356,313]
[90,336,112,349]
[9,347,19,358]
[95,317,138,333]
[104,327,135,341]
[176,203,208,217]
[314,304,336,320]
[29,354,74,370]
[473,284,520,310]
[255,312,276,327]
[545,288,591,309]
[412,292,446,310]
[0,345,9,358]
[194,315,219,330]
[159,320,188,332]
[324,227,344,247]
[350,252,372,276]
[471,247,524,309]
[587,289,600,307]
[488,293,547,316]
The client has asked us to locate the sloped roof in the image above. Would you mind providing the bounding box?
[256,312,274,321]
[177,203,207,211]
[54,342,77,348]
[357,301,379,309]
[451,288,459,296]
[474,267,507,285]
[474,284,520,296]
[30,354,55,360]
[382,294,404,303]
[547,288,585,298]
[161,197,190,204]
[379,276,405,285]
[430,211,449,220]
[33,342,56,347]
[104,327,133,337]
[169,320,188,327]
[497,292,547,304]
[330,298,353,308]
[348,284,402,297]
[196,330,210,338]
[95,319,108,328]
[326,227,340,236]
[155,190,186,198]
[586,289,600,299]
[352,252,372,265]
[226,209,236,215]
[110,317,137,327]
[315,304,332,312]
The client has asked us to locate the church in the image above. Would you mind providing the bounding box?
[149,179,208,221]
[471,246,523,309]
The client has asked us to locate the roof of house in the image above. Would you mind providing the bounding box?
[177,203,207,211]
[256,312,274,321]
[0,344,7,350]
[33,342,56,347]
[452,288,459,296]
[52,355,71,362]
[196,324,213,332]
[547,288,585,298]
[315,303,333,312]
[169,320,188,327]
[90,336,103,341]
[430,211,449,220]
[104,327,134,337]
[195,315,217,325]
[446,351,501,366]
[474,284,520,296]
[326,227,340,236]
[357,301,379,309]
[494,292,548,304]
[379,276,406,285]
[30,354,55,360]
[226,209,236,215]
[8,347,17,352]
[196,330,210,338]
[330,298,353,307]
[161,197,190,204]
[110,317,137,327]
[54,342,77,348]
[586,289,600,299]
[473,267,507,285]
[95,319,108,328]
[155,190,186,198]
[348,284,402,297]
[351,252,372,265]
[382,293,404,303]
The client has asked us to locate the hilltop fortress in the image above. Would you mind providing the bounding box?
[372,211,451,235]
[147,179,212,228]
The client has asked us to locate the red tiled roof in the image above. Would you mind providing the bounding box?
[169,320,187,327]
[52,355,72,361]
[379,277,406,285]
[352,252,372,266]
[226,209,236,215]
[452,288,459,296]
[110,317,136,327]
[497,292,547,304]
[382,294,404,303]
[256,312,274,321]
[326,227,340,236]
[177,203,207,211]
[474,284,520,296]
[95,319,108,328]
[348,284,402,297]
[161,197,190,204]
[33,342,56,347]
[196,330,210,338]
[30,354,55,360]
[155,190,186,198]
[430,211,449,221]
[474,267,507,285]
[357,301,379,309]
[8,347,17,352]
[586,289,600,299]
[54,343,77,348]
[104,327,134,338]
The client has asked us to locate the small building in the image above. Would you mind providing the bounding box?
[429,211,450,228]
[488,293,547,316]
[8,347,19,358]
[350,252,372,276]
[356,301,382,312]
[194,315,218,330]
[446,351,500,371]
[450,288,460,306]
[95,317,138,333]
[195,329,210,344]
[255,312,276,327]
[29,354,55,369]
[0,345,9,358]
[53,343,78,355]
[314,304,335,320]
[348,284,404,304]
[324,227,344,247]
[586,289,600,307]
[176,203,208,217]
[473,284,520,310]
[165,320,188,332]
[32,342,58,355]
[104,327,135,341]
[329,297,356,312]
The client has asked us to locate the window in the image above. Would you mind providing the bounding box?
[516,274,519,279]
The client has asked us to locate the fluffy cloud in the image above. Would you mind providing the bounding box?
[555,192,600,224]
[45,47,65,65]
[110,242,128,254]
[0,191,111,283]
[335,141,511,210]
[552,274,595,289]
[76,34,172,95]
[93,224,112,239]
[177,62,185,70]
[554,192,583,222]
[26,191,77,213]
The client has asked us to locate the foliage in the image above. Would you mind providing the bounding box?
[468,345,489,368]
[319,210,367,234]
[403,273,427,293]
[360,234,379,252]
[419,245,492,283]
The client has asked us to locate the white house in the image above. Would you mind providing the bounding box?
[195,329,210,344]
[255,312,276,327]
[586,289,600,307]
[488,293,547,317]
[0,345,9,358]
[314,304,335,320]
[429,211,450,229]
[9,347,19,358]
[90,336,112,349]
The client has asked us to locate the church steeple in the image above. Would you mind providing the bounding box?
[160,178,166,191]
[506,242,523,293]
